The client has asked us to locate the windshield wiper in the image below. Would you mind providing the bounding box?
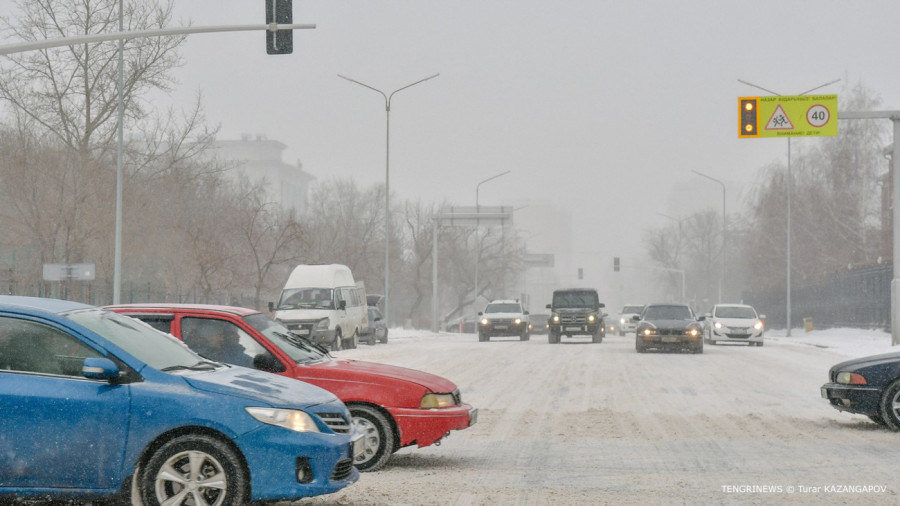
[161,360,220,372]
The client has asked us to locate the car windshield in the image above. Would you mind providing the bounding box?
[277,287,335,310]
[243,313,328,364]
[714,306,757,319]
[642,305,693,320]
[621,305,643,314]
[484,303,522,313]
[65,308,203,370]
[552,292,598,308]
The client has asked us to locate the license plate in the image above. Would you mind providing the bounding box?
[566,326,581,331]
[662,337,679,343]
[293,329,309,335]
[495,325,507,330]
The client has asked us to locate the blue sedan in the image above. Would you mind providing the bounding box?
[0,296,359,504]
[821,351,900,429]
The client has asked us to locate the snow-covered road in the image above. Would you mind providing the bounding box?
[296,328,900,505]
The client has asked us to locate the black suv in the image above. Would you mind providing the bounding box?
[546,288,606,344]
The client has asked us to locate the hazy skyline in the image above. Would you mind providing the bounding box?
[3,0,900,305]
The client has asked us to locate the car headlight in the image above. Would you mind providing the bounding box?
[480,318,489,326]
[551,314,560,323]
[587,314,596,323]
[687,327,701,337]
[620,317,626,325]
[753,320,764,331]
[714,321,723,329]
[640,327,656,336]
[246,407,321,432]
[836,372,867,385]
[514,318,522,325]
[315,318,330,330]
[421,393,456,409]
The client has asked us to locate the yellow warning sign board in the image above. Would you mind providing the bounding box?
[738,94,838,138]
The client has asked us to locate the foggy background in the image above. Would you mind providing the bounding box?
[3,0,900,314]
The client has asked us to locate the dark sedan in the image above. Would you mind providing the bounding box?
[634,303,704,354]
[821,351,900,428]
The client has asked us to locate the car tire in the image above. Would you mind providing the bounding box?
[346,330,358,349]
[380,330,388,344]
[548,331,558,344]
[592,332,603,343]
[350,404,395,472]
[140,434,248,506]
[479,332,488,342]
[332,329,343,351]
[692,342,704,354]
[636,338,646,353]
[520,330,528,341]
[619,330,625,337]
[869,414,888,426]
[878,379,900,430]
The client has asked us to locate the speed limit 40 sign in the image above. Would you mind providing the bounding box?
[739,94,838,138]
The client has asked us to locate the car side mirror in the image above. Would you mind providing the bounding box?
[759,314,766,320]
[524,311,529,315]
[339,300,347,310]
[545,303,551,309]
[82,357,121,381]
[598,303,605,308]
[632,315,640,321]
[267,302,275,312]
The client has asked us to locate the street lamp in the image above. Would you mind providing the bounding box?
[474,170,511,302]
[738,78,840,336]
[692,170,726,303]
[338,72,439,327]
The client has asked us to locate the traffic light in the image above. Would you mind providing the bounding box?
[266,0,293,55]
[613,257,620,272]
[738,97,759,138]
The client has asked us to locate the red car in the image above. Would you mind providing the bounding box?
[106,304,477,471]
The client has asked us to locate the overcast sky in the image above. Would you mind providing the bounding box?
[4,0,900,303]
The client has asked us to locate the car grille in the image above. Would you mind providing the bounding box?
[560,315,587,324]
[317,412,352,434]
[330,459,355,482]
[284,321,316,334]
[657,328,688,336]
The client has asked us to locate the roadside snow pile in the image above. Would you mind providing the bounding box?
[768,327,894,358]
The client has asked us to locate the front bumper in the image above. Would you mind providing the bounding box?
[709,327,763,344]
[282,321,337,346]
[479,321,528,336]
[637,333,702,347]
[820,382,882,416]
[550,323,600,336]
[390,403,478,448]
[236,424,359,501]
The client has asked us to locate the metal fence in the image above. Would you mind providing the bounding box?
[745,264,892,331]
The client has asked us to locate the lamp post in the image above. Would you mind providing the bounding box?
[338,73,439,326]
[692,170,726,303]
[474,170,511,302]
[738,78,840,336]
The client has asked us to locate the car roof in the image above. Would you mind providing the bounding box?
[106,303,261,317]
[645,302,690,308]
[488,299,521,304]
[713,303,754,308]
[0,295,94,314]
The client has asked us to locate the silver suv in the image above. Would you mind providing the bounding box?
[478,299,530,342]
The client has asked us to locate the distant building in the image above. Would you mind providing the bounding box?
[213,134,315,213]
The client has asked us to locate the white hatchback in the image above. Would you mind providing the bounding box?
[704,304,765,346]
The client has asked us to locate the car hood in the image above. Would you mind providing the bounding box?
[275,308,331,321]
[830,351,900,372]
[310,358,458,393]
[482,312,525,319]
[642,319,697,329]
[184,364,339,409]
[554,308,596,314]
[713,317,758,327]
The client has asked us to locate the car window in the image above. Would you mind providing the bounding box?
[180,317,267,369]
[278,287,335,309]
[243,313,328,364]
[714,306,757,319]
[642,305,693,320]
[0,317,103,376]
[552,292,598,307]
[484,303,522,313]
[64,308,201,370]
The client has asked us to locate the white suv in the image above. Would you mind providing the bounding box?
[478,300,530,342]
[617,304,644,336]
